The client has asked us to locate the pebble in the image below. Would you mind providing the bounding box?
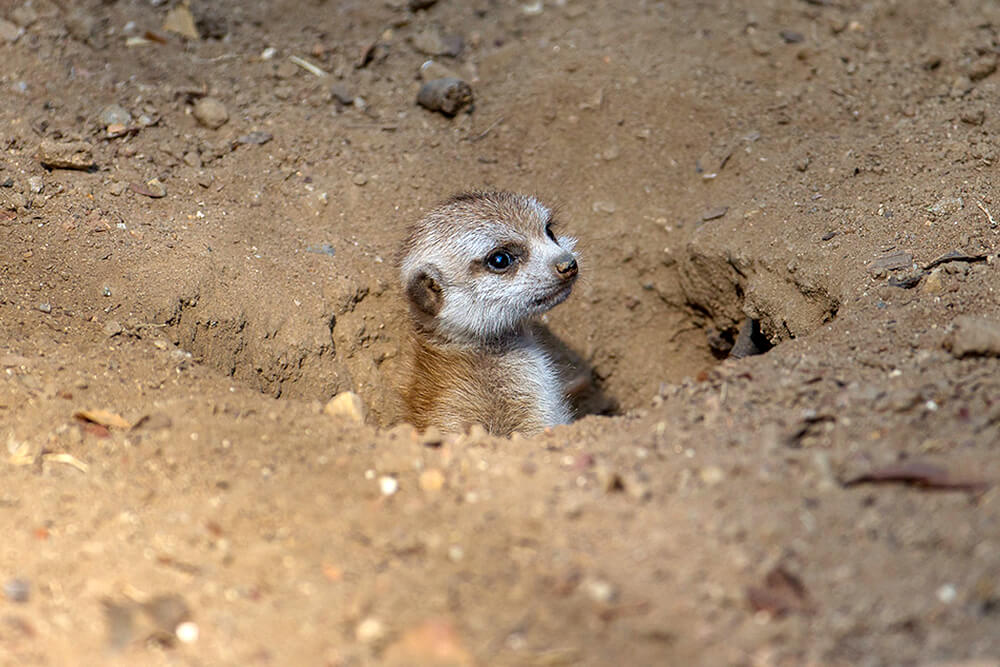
[928,196,964,217]
[417,78,474,117]
[175,621,199,643]
[27,176,43,194]
[592,201,616,214]
[99,104,132,127]
[379,475,399,496]
[3,578,30,603]
[104,320,123,337]
[921,268,944,294]
[0,18,24,43]
[419,468,445,492]
[352,173,368,186]
[410,25,463,57]
[324,391,366,423]
[192,97,229,129]
[37,303,52,314]
[356,617,386,643]
[36,140,95,170]
[699,465,726,486]
[582,577,618,604]
[945,315,1000,358]
[965,54,998,82]
[330,83,355,106]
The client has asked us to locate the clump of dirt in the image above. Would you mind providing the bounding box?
[2,0,1000,664]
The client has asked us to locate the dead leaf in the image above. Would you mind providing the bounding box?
[163,4,200,40]
[843,460,990,492]
[74,409,131,430]
[747,566,816,617]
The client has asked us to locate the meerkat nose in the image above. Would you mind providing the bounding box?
[554,256,578,278]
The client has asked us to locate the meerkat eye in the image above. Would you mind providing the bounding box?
[485,249,514,272]
[544,223,558,243]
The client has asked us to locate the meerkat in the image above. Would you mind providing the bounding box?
[399,191,580,436]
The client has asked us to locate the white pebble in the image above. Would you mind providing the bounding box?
[936,584,957,604]
[175,621,199,643]
[379,476,398,496]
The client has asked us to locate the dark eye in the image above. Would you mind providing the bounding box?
[545,223,558,243]
[486,250,513,272]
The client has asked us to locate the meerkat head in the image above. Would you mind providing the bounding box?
[400,191,579,345]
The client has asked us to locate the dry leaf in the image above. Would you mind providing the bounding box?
[74,409,131,430]
[843,460,990,492]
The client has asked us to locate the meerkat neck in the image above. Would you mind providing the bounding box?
[421,321,534,354]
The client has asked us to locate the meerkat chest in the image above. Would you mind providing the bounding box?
[504,345,571,427]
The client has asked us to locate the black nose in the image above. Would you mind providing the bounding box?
[555,257,578,278]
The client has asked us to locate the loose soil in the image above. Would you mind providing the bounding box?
[2,0,1000,665]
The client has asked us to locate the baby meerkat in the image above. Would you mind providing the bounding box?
[399,191,579,436]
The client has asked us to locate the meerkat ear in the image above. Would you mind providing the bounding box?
[406,265,444,316]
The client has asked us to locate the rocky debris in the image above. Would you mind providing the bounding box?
[964,54,998,81]
[103,593,192,650]
[98,104,132,127]
[869,251,913,275]
[234,131,273,146]
[130,179,167,198]
[192,97,229,129]
[417,78,473,116]
[163,4,200,40]
[945,315,1000,359]
[410,25,463,57]
[0,18,24,43]
[3,578,30,603]
[324,391,366,423]
[36,140,95,170]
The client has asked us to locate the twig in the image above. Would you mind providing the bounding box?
[976,201,997,228]
[289,55,328,77]
[468,116,505,142]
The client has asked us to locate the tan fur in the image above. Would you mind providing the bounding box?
[399,191,579,436]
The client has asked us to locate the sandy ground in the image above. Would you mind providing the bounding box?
[2,0,1000,665]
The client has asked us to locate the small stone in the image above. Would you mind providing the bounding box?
[139,178,167,198]
[0,18,24,43]
[945,315,1000,358]
[324,391,366,423]
[27,176,43,194]
[921,268,944,294]
[104,320,123,337]
[175,621,199,643]
[235,131,273,146]
[356,617,386,643]
[592,201,616,214]
[416,78,474,117]
[928,196,964,217]
[183,151,202,168]
[780,30,804,43]
[582,577,618,603]
[410,25,463,57]
[330,83,355,106]
[409,0,439,9]
[936,584,957,604]
[352,173,368,186]
[3,578,30,603]
[65,9,97,44]
[192,97,229,129]
[965,54,998,82]
[99,104,132,127]
[10,5,38,28]
[36,140,95,170]
[379,475,399,496]
[950,75,974,98]
[419,468,445,492]
[869,251,913,274]
[37,303,52,314]
[699,465,725,486]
